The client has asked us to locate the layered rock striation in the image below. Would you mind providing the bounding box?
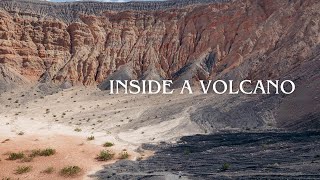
[0,0,318,88]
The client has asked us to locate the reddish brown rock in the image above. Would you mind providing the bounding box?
[0,0,318,87]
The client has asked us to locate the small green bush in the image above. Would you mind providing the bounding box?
[119,152,129,159]
[96,150,114,161]
[221,163,230,171]
[40,148,56,156]
[60,166,81,177]
[15,166,32,174]
[103,142,114,147]
[8,152,24,160]
[30,148,56,157]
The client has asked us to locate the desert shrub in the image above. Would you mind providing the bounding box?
[221,163,230,171]
[30,148,56,157]
[60,166,81,177]
[39,148,56,156]
[119,152,129,159]
[2,177,11,180]
[103,142,114,147]
[15,166,32,174]
[29,149,41,157]
[41,167,54,174]
[96,150,114,161]
[8,152,24,160]
[87,136,95,141]
[74,128,82,132]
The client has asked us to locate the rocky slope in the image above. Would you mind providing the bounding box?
[0,0,319,131]
[0,0,318,88]
[0,1,319,179]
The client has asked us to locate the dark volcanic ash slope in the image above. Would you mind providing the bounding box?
[92,131,320,179]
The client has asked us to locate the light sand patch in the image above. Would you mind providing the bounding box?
[118,116,202,144]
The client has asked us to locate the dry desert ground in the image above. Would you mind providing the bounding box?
[0,86,205,179]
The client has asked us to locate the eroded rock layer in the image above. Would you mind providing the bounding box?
[0,0,319,88]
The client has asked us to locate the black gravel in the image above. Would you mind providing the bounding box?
[91,131,320,179]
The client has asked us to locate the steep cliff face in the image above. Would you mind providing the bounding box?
[0,0,319,87]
